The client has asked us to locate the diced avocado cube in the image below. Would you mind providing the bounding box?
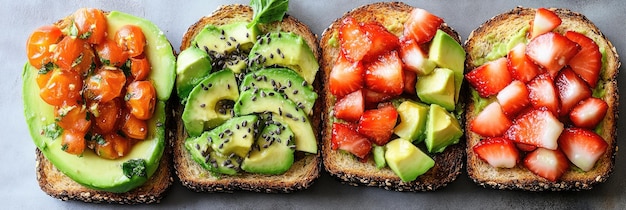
[241,117,295,175]
[385,138,435,182]
[175,47,212,101]
[393,101,429,143]
[416,68,455,111]
[373,145,386,169]
[428,30,466,102]
[425,104,463,153]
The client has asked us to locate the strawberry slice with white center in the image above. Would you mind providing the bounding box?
[465,57,512,98]
[555,67,592,116]
[399,38,435,75]
[505,109,564,150]
[357,104,398,146]
[558,127,608,171]
[339,17,370,62]
[526,32,580,77]
[362,88,393,109]
[361,22,400,61]
[496,80,530,117]
[523,147,570,182]
[565,31,602,88]
[331,122,372,159]
[473,137,520,168]
[527,73,560,116]
[569,97,608,129]
[507,43,542,83]
[333,89,364,122]
[365,51,404,96]
[403,8,443,44]
[470,102,512,137]
[529,8,562,39]
[329,51,364,98]
[402,70,417,95]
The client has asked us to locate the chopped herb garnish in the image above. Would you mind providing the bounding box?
[122,159,147,179]
[101,58,111,66]
[121,59,132,77]
[69,21,79,37]
[42,123,63,139]
[38,63,55,74]
[79,31,92,39]
[92,133,106,145]
[124,92,134,101]
[71,53,84,68]
[61,143,69,151]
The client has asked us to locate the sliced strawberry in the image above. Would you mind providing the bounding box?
[339,17,370,62]
[361,22,400,61]
[365,51,404,96]
[527,73,560,115]
[505,109,564,150]
[362,88,393,109]
[473,137,520,168]
[399,38,435,75]
[529,8,562,39]
[403,8,443,44]
[516,143,537,152]
[465,57,512,98]
[496,80,530,117]
[331,122,372,159]
[403,69,417,95]
[565,31,602,88]
[329,52,364,98]
[569,97,608,129]
[555,67,592,116]
[524,147,570,182]
[470,102,512,137]
[526,32,580,76]
[357,104,398,146]
[333,90,364,122]
[506,43,542,83]
[558,127,608,171]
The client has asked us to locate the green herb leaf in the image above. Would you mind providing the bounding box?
[248,0,289,28]
[69,21,79,37]
[122,159,147,179]
[91,133,106,145]
[42,123,63,139]
[61,143,68,151]
[71,53,84,68]
[38,63,55,74]
[79,31,92,39]
[121,59,132,77]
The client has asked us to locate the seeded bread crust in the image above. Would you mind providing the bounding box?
[465,7,620,191]
[320,2,464,191]
[173,4,321,193]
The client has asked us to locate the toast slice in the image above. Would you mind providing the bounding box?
[320,2,464,191]
[172,4,321,193]
[465,7,619,191]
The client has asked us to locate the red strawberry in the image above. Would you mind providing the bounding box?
[473,137,520,168]
[399,38,435,75]
[465,57,512,98]
[333,90,364,122]
[362,88,393,109]
[470,102,512,137]
[505,109,564,150]
[339,17,370,62]
[516,143,537,152]
[507,43,542,83]
[558,128,608,171]
[357,104,398,146]
[403,8,443,44]
[496,80,530,117]
[527,73,560,116]
[403,69,417,95]
[361,22,400,61]
[523,147,570,182]
[569,97,608,129]
[565,31,602,88]
[555,67,592,116]
[329,52,364,97]
[331,122,372,159]
[529,8,562,39]
[365,51,404,96]
[526,32,580,76]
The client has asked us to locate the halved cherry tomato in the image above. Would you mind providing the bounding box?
[125,81,156,120]
[95,39,129,67]
[61,130,86,155]
[120,112,148,140]
[115,25,146,57]
[92,98,122,134]
[53,36,85,71]
[26,25,63,69]
[56,105,91,133]
[36,69,53,89]
[40,69,82,106]
[71,43,96,76]
[95,133,131,160]
[73,8,107,44]
[129,54,150,81]
[85,67,126,103]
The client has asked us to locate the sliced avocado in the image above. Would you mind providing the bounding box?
[372,145,386,169]
[241,118,295,175]
[240,68,317,115]
[248,32,319,85]
[416,68,455,111]
[385,138,435,182]
[393,101,429,143]
[176,47,212,101]
[428,30,466,103]
[193,22,259,55]
[425,104,463,153]
[184,131,242,176]
[208,115,258,157]
[234,89,317,154]
[182,69,239,137]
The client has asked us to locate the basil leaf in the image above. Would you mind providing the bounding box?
[122,159,147,179]
[42,123,63,140]
[248,0,289,27]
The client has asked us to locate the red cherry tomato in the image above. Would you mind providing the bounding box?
[73,8,107,44]
[56,106,92,133]
[26,25,63,69]
[95,133,131,160]
[40,69,82,106]
[85,67,126,103]
[95,39,129,67]
[115,25,146,57]
[125,81,156,120]
[61,130,86,155]
[53,36,86,71]
[129,54,151,81]
[92,98,122,134]
[120,112,148,140]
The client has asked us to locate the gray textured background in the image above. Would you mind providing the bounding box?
[2,0,625,209]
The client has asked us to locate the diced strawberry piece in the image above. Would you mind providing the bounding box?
[558,128,608,171]
[527,73,560,115]
[505,109,564,150]
[555,67,592,116]
[516,143,537,152]
[403,69,417,95]
[523,147,570,182]
[569,97,608,129]
[331,122,372,159]
[362,88,393,109]
[329,52,364,97]
[496,80,530,117]
[465,57,512,97]
[399,38,434,75]
[339,17,370,62]
[403,8,443,44]
[365,51,404,96]
[529,8,562,39]
[473,137,520,168]
[333,90,364,122]
[361,22,400,61]
[470,102,512,137]
[506,43,542,83]
[526,32,580,76]
[565,31,602,88]
[357,104,398,146]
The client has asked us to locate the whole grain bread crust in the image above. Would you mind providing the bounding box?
[464,7,620,191]
[172,4,321,193]
[320,2,464,191]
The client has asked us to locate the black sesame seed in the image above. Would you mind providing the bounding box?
[220,35,225,40]
[287,80,292,87]
[219,143,224,149]
[227,84,231,89]
[293,90,299,95]
[226,41,232,46]
[259,39,264,45]
[230,109,235,117]
[246,33,249,38]
[251,96,257,101]
[205,155,211,163]
[208,83,213,88]
[203,86,209,91]
[286,113,293,118]
[270,53,274,59]
[302,81,308,86]
[195,144,200,150]
[271,79,276,86]
[208,136,213,144]
[242,120,248,127]
[280,53,285,59]
[267,37,271,45]
[277,48,282,55]
[228,153,235,159]
[221,29,225,35]
[278,33,282,38]
[242,134,247,139]
[269,92,275,96]
[278,107,282,116]
[200,104,206,108]
[260,91,266,97]
[302,117,306,122]
[219,132,224,138]
[203,46,209,53]
[230,37,236,42]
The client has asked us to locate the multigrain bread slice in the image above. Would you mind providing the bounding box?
[465,7,620,191]
[320,2,464,191]
[172,4,321,193]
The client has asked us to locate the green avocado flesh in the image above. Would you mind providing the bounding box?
[241,119,295,174]
[428,30,465,103]
[393,101,429,143]
[416,68,456,111]
[385,138,434,182]
[176,47,212,102]
[425,104,463,153]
